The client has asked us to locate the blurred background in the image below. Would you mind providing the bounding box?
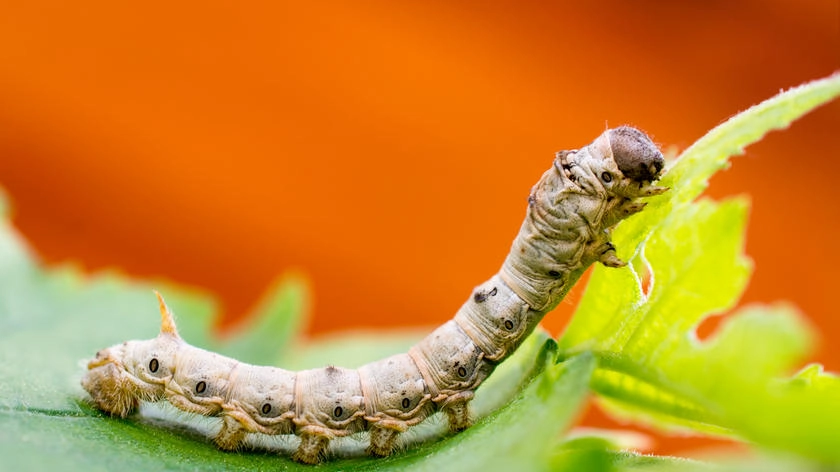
[0,0,837,456]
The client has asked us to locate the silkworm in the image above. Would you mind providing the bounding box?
[81,126,667,464]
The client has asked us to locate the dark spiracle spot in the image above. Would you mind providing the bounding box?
[548,270,561,277]
[457,366,468,378]
[261,403,272,415]
[148,358,159,373]
[474,286,498,303]
[195,381,207,394]
[504,319,514,331]
[601,171,612,183]
[333,406,343,418]
[402,398,410,409]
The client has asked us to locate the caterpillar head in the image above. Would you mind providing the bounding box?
[607,126,665,183]
[558,126,667,198]
[81,291,183,417]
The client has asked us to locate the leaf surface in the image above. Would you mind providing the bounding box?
[559,73,840,461]
[0,201,583,470]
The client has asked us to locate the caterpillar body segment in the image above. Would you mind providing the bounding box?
[502,126,665,312]
[81,126,666,464]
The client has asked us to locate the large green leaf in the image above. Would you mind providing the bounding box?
[0,194,594,470]
[559,73,840,461]
[2,73,840,471]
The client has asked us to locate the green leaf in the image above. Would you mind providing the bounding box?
[550,436,713,472]
[214,273,310,365]
[614,72,840,255]
[3,73,840,471]
[0,188,584,471]
[559,73,840,462]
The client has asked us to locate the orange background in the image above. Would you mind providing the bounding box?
[1,0,838,456]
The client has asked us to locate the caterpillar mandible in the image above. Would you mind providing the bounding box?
[81,126,667,465]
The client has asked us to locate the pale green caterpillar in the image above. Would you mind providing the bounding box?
[81,126,666,464]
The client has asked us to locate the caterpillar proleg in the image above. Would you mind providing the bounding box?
[81,126,666,464]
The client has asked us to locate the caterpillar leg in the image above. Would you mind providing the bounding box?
[215,415,247,451]
[293,430,330,465]
[367,425,401,457]
[597,242,626,268]
[442,398,473,432]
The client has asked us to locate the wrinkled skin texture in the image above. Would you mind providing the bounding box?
[82,126,666,464]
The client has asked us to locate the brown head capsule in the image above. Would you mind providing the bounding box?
[609,125,665,182]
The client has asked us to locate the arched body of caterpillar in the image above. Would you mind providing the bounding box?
[81,126,666,464]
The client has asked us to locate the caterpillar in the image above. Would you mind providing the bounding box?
[81,126,666,464]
